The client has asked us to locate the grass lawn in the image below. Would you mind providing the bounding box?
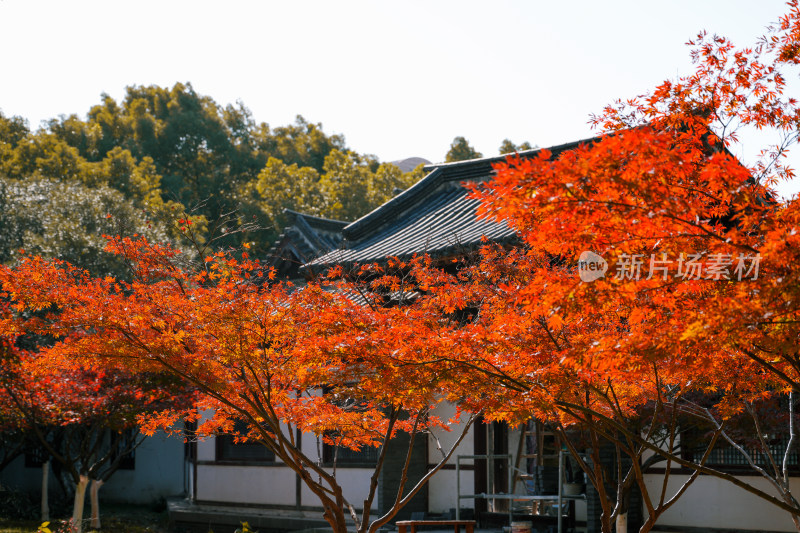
[0,503,170,533]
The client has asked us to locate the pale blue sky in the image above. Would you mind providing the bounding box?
[0,0,796,194]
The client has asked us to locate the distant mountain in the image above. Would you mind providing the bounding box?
[390,157,431,173]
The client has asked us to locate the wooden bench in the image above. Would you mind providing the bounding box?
[396,520,476,533]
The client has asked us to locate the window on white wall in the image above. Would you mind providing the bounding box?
[322,440,379,467]
[216,419,275,463]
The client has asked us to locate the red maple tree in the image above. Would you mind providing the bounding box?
[0,240,480,533]
[0,309,194,532]
[431,2,800,531]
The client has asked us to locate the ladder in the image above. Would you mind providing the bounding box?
[512,419,561,494]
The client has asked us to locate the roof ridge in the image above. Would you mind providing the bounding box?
[423,135,602,173]
[281,209,349,230]
[343,135,601,243]
[343,167,446,241]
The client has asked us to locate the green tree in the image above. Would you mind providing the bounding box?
[10,84,426,254]
[498,138,533,154]
[95,147,165,208]
[121,84,237,212]
[317,149,376,220]
[0,111,29,150]
[317,151,425,221]
[1,133,87,182]
[42,84,262,248]
[44,85,354,251]
[445,136,482,162]
[367,161,425,205]
[256,153,425,229]
[257,115,347,172]
[0,177,178,278]
[255,157,323,230]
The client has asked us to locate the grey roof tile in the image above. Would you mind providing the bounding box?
[267,211,348,278]
[303,136,600,274]
[305,186,515,272]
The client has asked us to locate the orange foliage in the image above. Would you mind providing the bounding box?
[0,239,477,533]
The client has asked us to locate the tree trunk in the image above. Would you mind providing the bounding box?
[41,460,50,522]
[785,492,800,532]
[90,479,103,529]
[616,512,627,533]
[639,515,657,533]
[71,475,89,533]
[601,512,614,533]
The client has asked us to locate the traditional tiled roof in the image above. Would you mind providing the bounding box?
[304,137,596,274]
[267,210,348,279]
[304,183,514,272]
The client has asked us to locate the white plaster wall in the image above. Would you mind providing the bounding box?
[196,464,296,506]
[195,425,368,509]
[195,407,324,465]
[0,431,184,504]
[0,457,44,493]
[301,431,323,464]
[427,402,477,513]
[428,468,475,514]
[643,472,800,531]
[196,435,216,462]
[427,403,475,464]
[196,431,372,510]
[299,467,374,509]
[102,431,185,503]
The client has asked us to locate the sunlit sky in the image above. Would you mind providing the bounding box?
[0,0,797,195]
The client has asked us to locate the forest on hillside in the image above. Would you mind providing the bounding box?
[0,82,531,276]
